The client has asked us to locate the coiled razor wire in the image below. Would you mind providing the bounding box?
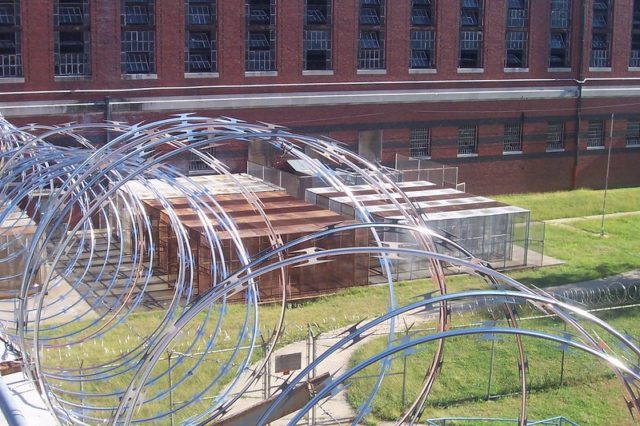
[0,114,638,425]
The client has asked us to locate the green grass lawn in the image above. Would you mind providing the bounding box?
[41,187,640,423]
[346,306,640,425]
[510,215,640,287]
[494,187,640,221]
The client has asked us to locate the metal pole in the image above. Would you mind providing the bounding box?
[401,349,408,408]
[600,113,614,236]
[306,325,312,426]
[560,324,567,386]
[263,341,271,400]
[311,331,318,425]
[79,360,85,418]
[486,338,496,400]
[0,377,28,426]
[168,351,174,426]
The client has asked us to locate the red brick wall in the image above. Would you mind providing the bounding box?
[3,1,640,195]
[3,0,640,94]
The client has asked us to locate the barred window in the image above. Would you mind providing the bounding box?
[551,0,570,28]
[121,0,155,74]
[246,0,276,72]
[411,0,433,26]
[506,0,528,28]
[410,127,431,158]
[459,30,482,68]
[189,146,216,173]
[458,125,478,155]
[549,0,571,67]
[504,0,528,68]
[358,0,385,70]
[305,0,330,25]
[185,1,217,73]
[410,31,434,69]
[546,122,565,151]
[188,4,212,25]
[503,123,522,153]
[303,30,331,70]
[505,31,527,68]
[590,0,612,68]
[303,0,332,71]
[631,0,640,67]
[0,1,20,78]
[587,121,605,148]
[626,120,640,147]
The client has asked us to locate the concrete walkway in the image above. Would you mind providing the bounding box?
[544,210,640,224]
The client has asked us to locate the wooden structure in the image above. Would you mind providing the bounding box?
[133,175,368,302]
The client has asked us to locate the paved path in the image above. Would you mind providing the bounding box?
[544,210,640,224]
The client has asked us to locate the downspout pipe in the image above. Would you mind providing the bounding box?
[573,0,588,189]
[0,377,28,426]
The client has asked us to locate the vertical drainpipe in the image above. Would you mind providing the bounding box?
[104,96,112,143]
[573,0,588,189]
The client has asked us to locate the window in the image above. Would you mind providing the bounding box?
[246,0,276,72]
[121,0,155,74]
[410,127,431,158]
[304,0,332,71]
[410,0,435,70]
[459,0,483,68]
[358,0,385,70]
[458,125,478,155]
[503,123,522,153]
[546,122,565,151]
[411,0,433,26]
[631,0,640,67]
[185,1,216,73]
[189,146,216,173]
[549,0,571,68]
[0,1,20,78]
[54,0,90,76]
[505,0,528,68]
[587,121,605,148]
[626,120,640,147]
[122,30,155,74]
[590,0,612,68]
[505,31,527,68]
[306,0,329,25]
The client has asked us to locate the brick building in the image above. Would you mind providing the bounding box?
[0,0,640,194]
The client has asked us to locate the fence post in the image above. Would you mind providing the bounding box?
[523,215,530,267]
[168,351,174,426]
[401,320,415,408]
[559,323,566,387]
[309,326,318,425]
[263,341,271,400]
[485,338,496,400]
[306,325,313,425]
[79,360,84,418]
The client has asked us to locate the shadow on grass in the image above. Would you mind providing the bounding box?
[516,262,639,289]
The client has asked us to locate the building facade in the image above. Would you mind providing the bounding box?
[1,0,640,194]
